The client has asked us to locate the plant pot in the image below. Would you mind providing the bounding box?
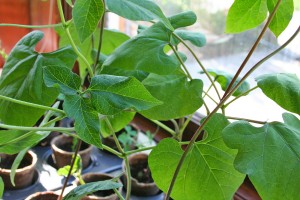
[51,135,93,169]
[0,150,37,190]
[76,173,121,200]
[122,153,160,196]
[25,191,59,200]
[102,123,139,152]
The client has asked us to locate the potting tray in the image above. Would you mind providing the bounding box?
[2,133,163,200]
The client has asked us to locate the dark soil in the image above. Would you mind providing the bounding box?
[0,154,32,169]
[130,160,154,183]
[93,189,115,197]
[57,141,90,152]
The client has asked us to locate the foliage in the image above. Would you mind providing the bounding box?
[0,0,298,199]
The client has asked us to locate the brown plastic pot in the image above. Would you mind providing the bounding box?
[51,135,93,169]
[0,150,37,190]
[25,191,59,200]
[76,173,121,200]
[122,153,160,196]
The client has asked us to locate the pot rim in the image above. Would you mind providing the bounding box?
[51,134,93,155]
[0,150,37,173]
[122,153,157,187]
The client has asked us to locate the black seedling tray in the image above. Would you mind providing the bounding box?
[2,137,163,200]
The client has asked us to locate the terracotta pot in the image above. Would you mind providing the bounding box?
[102,123,139,152]
[25,191,59,200]
[76,173,121,200]
[0,150,37,190]
[122,153,160,196]
[51,135,93,169]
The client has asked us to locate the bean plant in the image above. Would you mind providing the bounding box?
[0,0,299,199]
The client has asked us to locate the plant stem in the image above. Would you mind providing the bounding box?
[202,91,218,104]
[0,23,62,28]
[229,25,300,97]
[149,119,176,136]
[224,86,259,108]
[102,144,123,157]
[203,82,214,98]
[203,101,210,116]
[56,0,94,78]
[113,188,125,200]
[172,33,221,100]
[178,115,193,141]
[0,94,65,115]
[93,0,106,73]
[124,156,132,200]
[222,0,283,98]
[104,118,124,154]
[125,146,156,155]
[226,116,267,124]
[169,45,192,80]
[170,119,180,136]
[0,123,74,132]
[58,140,82,200]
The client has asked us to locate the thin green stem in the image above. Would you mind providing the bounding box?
[172,33,221,100]
[125,146,156,155]
[222,0,283,98]
[0,123,74,132]
[0,94,65,115]
[150,120,176,136]
[113,188,125,200]
[102,144,123,157]
[226,116,267,124]
[124,156,131,200]
[56,0,94,77]
[203,82,214,98]
[169,45,192,80]
[224,86,259,108]
[104,117,124,154]
[0,23,62,29]
[93,0,106,73]
[170,119,180,135]
[202,91,218,105]
[178,115,193,141]
[203,101,210,116]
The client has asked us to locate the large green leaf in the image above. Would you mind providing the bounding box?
[106,0,173,31]
[73,0,104,42]
[202,69,250,97]
[267,0,294,37]
[63,180,122,200]
[0,31,77,126]
[102,29,130,55]
[149,114,245,200]
[0,130,45,154]
[88,75,162,115]
[64,95,102,148]
[43,65,81,95]
[226,0,268,33]
[140,74,203,120]
[256,73,300,115]
[101,11,196,79]
[100,111,135,137]
[222,113,300,200]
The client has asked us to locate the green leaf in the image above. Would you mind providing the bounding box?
[73,0,104,42]
[0,31,77,126]
[101,12,196,80]
[100,111,135,137]
[226,0,268,33]
[106,0,173,31]
[58,155,82,177]
[88,75,162,115]
[63,180,122,200]
[43,65,81,95]
[140,74,203,120]
[222,113,300,200]
[10,149,28,187]
[267,0,294,37]
[0,177,3,199]
[102,29,130,55]
[202,69,250,97]
[149,114,245,200]
[64,95,102,148]
[172,30,206,47]
[256,73,300,115]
